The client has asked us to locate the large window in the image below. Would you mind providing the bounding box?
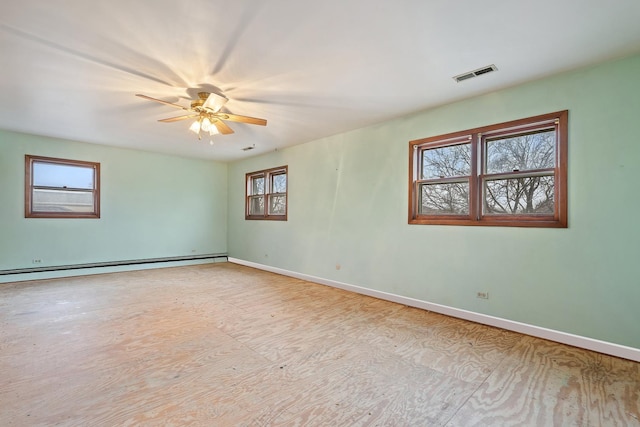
[246,166,288,220]
[409,111,567,227]
[25,155,100,218]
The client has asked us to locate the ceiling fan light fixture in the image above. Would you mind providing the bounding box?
[189,119,201,134]
[201,117,212,132]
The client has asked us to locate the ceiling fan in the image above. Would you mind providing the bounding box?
[135,92,267,139]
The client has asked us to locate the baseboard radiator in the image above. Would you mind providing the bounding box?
[0,253,228,276]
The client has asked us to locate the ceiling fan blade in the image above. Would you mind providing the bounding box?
[216,113,267,126]
[136,94,189,110]
[158,114,199,123]
[212,119,234,135]
[203,93,228,113]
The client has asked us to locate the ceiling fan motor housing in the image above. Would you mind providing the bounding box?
[191,92,210,110]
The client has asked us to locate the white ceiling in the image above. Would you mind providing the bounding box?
[1,1,640,162]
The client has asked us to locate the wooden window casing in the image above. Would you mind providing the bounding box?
[245,166,288,221]
[409,111,567,228]
[25,155,100,219]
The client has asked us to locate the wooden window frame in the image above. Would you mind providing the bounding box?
[245,165,288,221]
[25,155,101,219]
[409,111,567,228]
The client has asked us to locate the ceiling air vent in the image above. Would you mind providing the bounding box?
[453,64,498,83]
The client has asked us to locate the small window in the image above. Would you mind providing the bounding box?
[246,166,288,220]
[409,111,567,227]
[25,155,100,218]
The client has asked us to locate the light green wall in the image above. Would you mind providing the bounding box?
[227,53,640,349]
[0,131,228,280]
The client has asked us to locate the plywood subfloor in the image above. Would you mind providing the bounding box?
[0,262,638,426]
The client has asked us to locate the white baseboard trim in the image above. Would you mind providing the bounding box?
[228,257,640,362]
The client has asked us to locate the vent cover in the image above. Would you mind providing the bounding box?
[453,64,498,83]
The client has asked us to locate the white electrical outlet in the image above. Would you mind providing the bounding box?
[476,291,489,299]
[32,259,42,264]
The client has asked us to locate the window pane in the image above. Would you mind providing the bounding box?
[419,182,469,215]
[421,143,471,179]
[249,195,264,215]
[32,189,94,213]
[484,176,554,214]
[269,195,286,215]
[33,162,94,189]
[272,173,287,193]
[486,130,555,174]
[251,177,265,195]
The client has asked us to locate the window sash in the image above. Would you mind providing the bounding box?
[248,195,265,215]
[31,188,97,213]
[249,174,265,195]
[482,173,555,216]
[419,141,472,180]
[418,180,470,216]
[270,171,287,194]
[268,194,287,215]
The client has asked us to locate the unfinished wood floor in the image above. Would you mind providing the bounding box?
[1,263,638,426]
